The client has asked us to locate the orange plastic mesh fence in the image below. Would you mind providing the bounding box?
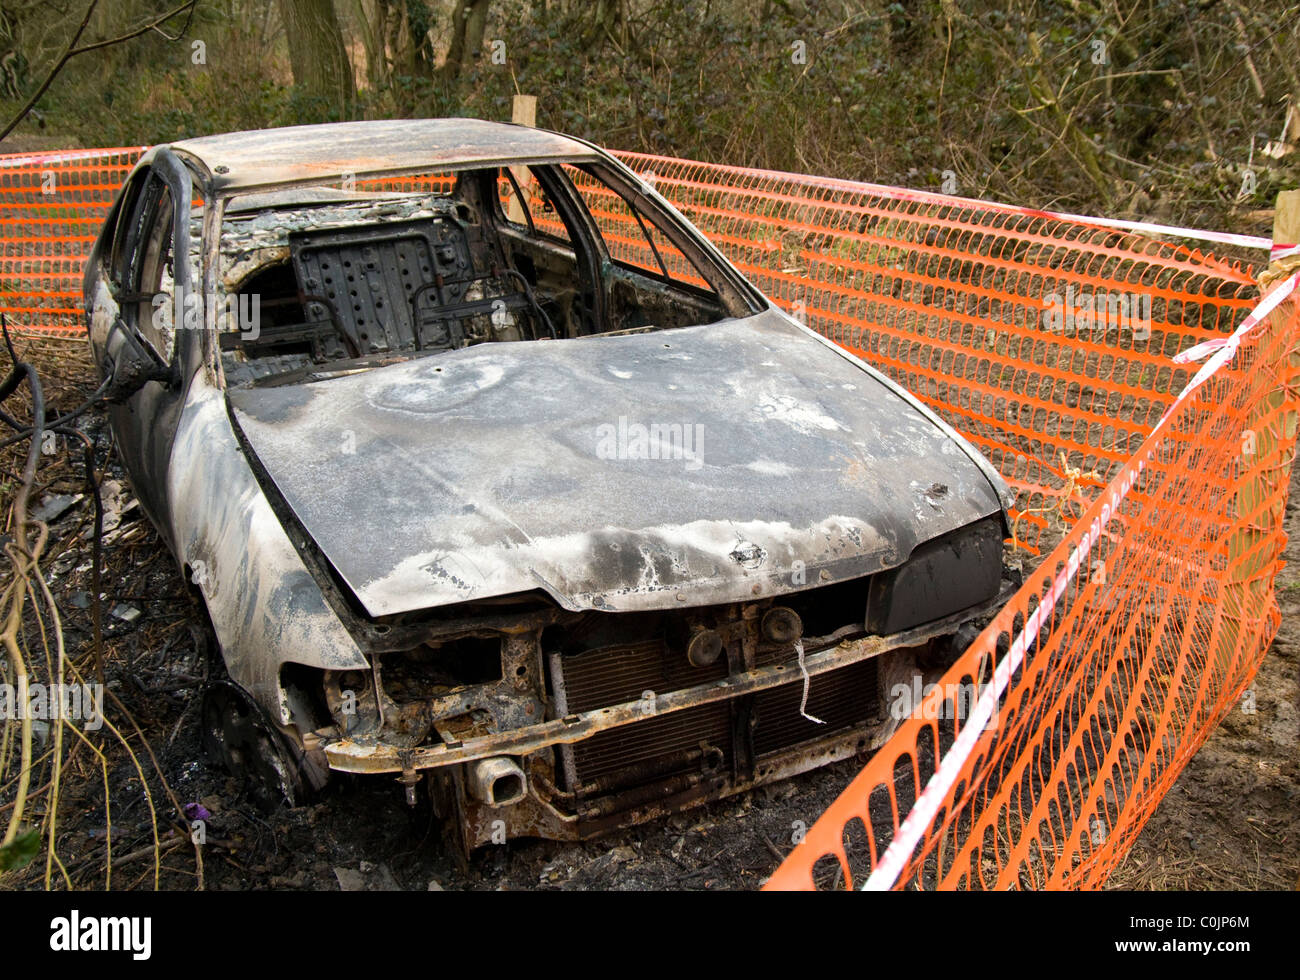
[1,147,1289,891]
[614,152,1262,552]
[765,280,1299,889]
[0,147,146,337]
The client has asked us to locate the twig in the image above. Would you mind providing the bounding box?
[761,833,786,864]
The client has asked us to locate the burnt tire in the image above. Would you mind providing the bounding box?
[200,679,311,812]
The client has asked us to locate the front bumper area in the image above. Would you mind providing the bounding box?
[313,600,996,851]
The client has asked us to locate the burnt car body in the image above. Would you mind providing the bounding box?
[82,119,1014,852]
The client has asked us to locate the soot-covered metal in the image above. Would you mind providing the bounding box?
[83,119,1014,853]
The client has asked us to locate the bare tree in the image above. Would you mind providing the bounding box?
[587,0,629,49]
[353,0,390,91]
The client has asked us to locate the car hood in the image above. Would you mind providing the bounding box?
[227,310,1007,617]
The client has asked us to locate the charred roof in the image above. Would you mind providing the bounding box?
[163,118,600,195]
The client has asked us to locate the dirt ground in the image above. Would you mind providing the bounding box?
[1104,465,1300,891]
[1,334,1296,892]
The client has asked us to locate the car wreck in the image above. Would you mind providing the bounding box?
[83,118,1015,855]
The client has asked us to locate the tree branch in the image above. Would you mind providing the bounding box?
[0,0,198,143]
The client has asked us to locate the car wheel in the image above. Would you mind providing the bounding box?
[200,678,310,811]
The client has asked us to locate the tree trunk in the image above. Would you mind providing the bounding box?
[278,0,356,117]
[441,0,490,83]
[401,0,436,76]
[354,0,390,91]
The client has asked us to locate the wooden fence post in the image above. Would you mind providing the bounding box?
[507,94,538,225]
[1218,193,1300,695]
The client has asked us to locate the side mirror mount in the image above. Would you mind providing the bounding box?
[101,318,172,403]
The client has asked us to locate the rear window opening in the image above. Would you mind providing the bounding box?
[216,163,757,388]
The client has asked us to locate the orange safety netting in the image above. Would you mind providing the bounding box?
[765,278,1298,888]
[0,146,146,337]
[0,144,1290,890]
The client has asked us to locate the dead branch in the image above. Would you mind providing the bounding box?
[0,0,198,142]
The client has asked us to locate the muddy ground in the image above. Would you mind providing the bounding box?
[1,335,1296,891]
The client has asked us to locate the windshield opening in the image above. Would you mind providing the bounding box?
[215,162,756,388]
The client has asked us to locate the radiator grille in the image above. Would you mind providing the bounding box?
[556,638,730,788]
[553,636,881,800]
[752,657,879,756]
[557,638,728,711]
[571,704,732,786]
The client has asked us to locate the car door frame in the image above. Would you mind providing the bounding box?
[91,149,201,544]
[544,159,764,323]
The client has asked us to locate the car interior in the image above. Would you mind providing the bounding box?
[217,163,753,388]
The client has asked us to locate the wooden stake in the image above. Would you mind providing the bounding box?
[508,95,538,225]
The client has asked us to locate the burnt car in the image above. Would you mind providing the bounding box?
[83,119,1014,854]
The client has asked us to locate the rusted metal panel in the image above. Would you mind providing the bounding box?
[319,603,986,775]
[167,376,370,719]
